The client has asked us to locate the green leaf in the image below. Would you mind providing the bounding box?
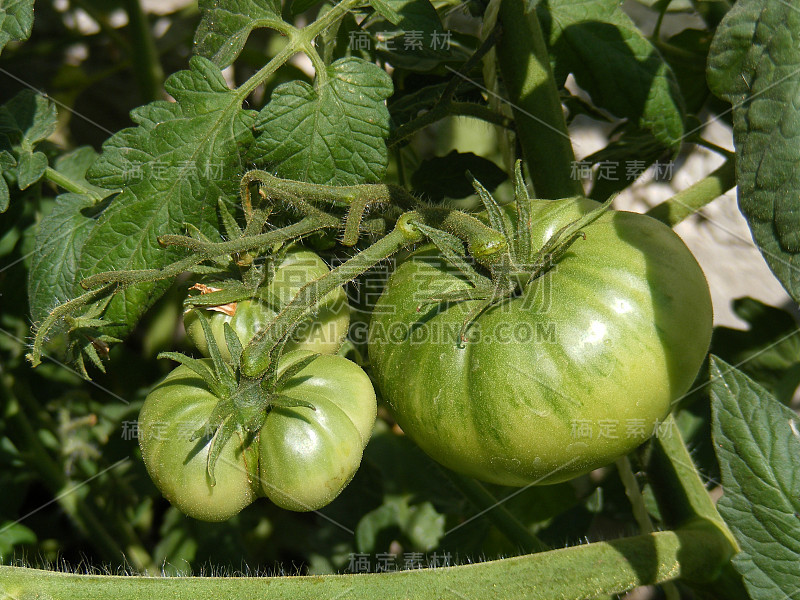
[0,521,36,560]
[367,0,452,71]
[660,28,712,115]
[710,356,800,599]
[194,0,283,68]
[0,90,56,200]
[28,193,97,325]
[410,151,507,201]
[534,0,685,147]
[16,150,47,190]
[0,90,57,151]
[355,495,445,553]
[250,57,393,185]
[707,0,800,303]
[0,0,33,56]
[52,146,108,199]
[0,148,12,212]
[711,298,800,405]
[79,56,254,335]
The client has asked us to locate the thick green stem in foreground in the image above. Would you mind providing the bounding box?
[0,525,733,600]
[646,159,735,226]
[495,0,581,199]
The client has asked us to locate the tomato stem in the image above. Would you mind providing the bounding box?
[495,0,582,199]
[240,221,424,378]
[443,470,549,554]
[645,159,735,227]
[0,525,736,597]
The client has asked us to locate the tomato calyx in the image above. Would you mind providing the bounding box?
[414,162,614,345]
[160,310,318,486]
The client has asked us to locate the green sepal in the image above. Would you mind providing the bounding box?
[513,161,533,264]
[275,352,320,390]
[527,196,614,281]
[81,341,107,374]
[205,415,237,487]
[269,394,316,412]
[157,351,225,399]
[218,197,242,241]
[413,221,489,288]
[471,174,513,246]
[223,322,243,371]
[193,310,237,395]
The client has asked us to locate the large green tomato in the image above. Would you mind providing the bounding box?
[369,197,712,487]
[184,247,349,361]
[139,352,376,521]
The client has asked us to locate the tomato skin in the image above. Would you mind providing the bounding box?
[369,197,712,486]
[184,247,349,361]
[138,363,258,522]
[140,352,376,519]
[258,351,377,511]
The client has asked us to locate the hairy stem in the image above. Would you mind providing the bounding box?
[646,159,735,227]
[240,170,416,211]
[27,284,116,367]
[240,219,424,377]
[0,525,734,599]
[495,0,581,198]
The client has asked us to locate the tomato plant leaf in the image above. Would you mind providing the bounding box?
[710,298,800,405]
[534,0,685,148]
[52,146,108,199]
[250,57,393,185]
[80,56,255,336]
[707,0,800,304]
[661,28,712,116]
[0,146,14,213]
[355,495,445,553]
[28,193,97,325]
[367,0,452,71]
[0,90,57,195]
[16,150,46,190]
[710,356,800,599]
[0,0,33,57]
[194,0,284,68]
[410,151,507,201]
[0,90,57,150]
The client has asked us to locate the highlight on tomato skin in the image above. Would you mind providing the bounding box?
[368,197,713,487]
